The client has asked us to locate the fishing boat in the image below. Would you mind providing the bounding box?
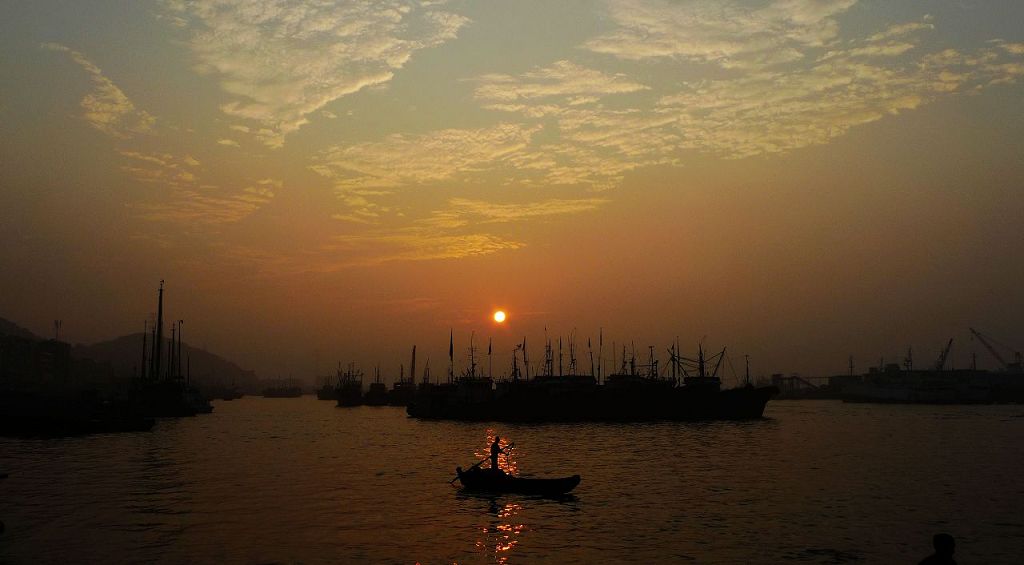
[336,363,364,407]
[455,466,581,495]
[388,346,418,406]
[364,366,389,406]
[262,379,302,398]
[408,339,778,422]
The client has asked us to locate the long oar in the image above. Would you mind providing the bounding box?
[449,443,515,484]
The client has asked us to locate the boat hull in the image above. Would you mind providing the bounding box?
[408,383,778,422]
[457,468,580,495]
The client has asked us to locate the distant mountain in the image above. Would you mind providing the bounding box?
[73,333,258,391]
[0,317,40,340]
[2,316,258,391]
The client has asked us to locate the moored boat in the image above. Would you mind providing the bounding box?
[336,363,364,407]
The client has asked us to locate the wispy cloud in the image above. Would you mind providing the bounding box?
[133,178,280,225]
[656,26,1024,157]
[474,60,648,116]
[164,0,469,147]
[329,229,524,266]
[422,197,610,229]
[42,43,155,138]
[119,150,202,188]
[311,123,541,222]
[584,0,856,68]
[119,147,278,225]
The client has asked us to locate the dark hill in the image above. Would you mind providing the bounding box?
[0,317,40,340]
[73,334,258,391]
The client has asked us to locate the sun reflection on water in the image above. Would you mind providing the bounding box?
[473,430,518,476]
[473,499,526,565]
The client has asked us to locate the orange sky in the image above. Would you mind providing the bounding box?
[2,1,1023,381]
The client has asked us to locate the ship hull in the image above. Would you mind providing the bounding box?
[407,383,777,422]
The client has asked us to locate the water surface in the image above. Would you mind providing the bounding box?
[2,398,1022,563]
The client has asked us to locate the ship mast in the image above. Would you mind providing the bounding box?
[153,280,164,381]
[140,319,148,381]
[410,345,416,385]
[522,337,530,380]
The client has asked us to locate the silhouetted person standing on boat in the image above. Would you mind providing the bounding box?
[919,533,956,565]
[490,436,504,474]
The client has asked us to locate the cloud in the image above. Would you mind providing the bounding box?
[328,229,524,265]
[119,148,278,225]
[119,150,202,188]
[584,0,857,68]
[474,60,648,114]
[421,197,610,229]
[656,31,1024,157]
[133,178,280,225]
[313,123,539,189]
[311,123,543,221]
[164,0,469,147]
[42,43,155,138]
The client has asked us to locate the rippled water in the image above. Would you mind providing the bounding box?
[2,399,1023,564]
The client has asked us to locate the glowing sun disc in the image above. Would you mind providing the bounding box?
[493,310,507,323]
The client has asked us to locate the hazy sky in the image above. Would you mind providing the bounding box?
[2,0,1022,382]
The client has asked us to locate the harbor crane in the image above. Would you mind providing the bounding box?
[969,327,1023,371]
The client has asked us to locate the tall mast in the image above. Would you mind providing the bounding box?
[522,337,530,380]
[403,343,411,384]
[588,337,594,378]
[177,320,183,380]
[169,324,176,380]
[149,319,157,379]
[670,340,677,384]
[558,336,563,377]
[140,320,148,381]
[154,280,165,380]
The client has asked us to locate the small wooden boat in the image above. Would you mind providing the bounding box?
[455,466,580,495]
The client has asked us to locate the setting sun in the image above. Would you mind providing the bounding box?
[493,310,507,323]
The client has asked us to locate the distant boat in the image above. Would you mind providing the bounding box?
[335,364,363,407]
[204,384,243,401]
[455,466,580,495]
[130,280,214,417]
[315,370,339,401]
[388,347,417,406]
[132,379,213,416]
[262,382,302,398]
[408,340,778,422]
[364,366,389,406]
[315,382,337,401]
